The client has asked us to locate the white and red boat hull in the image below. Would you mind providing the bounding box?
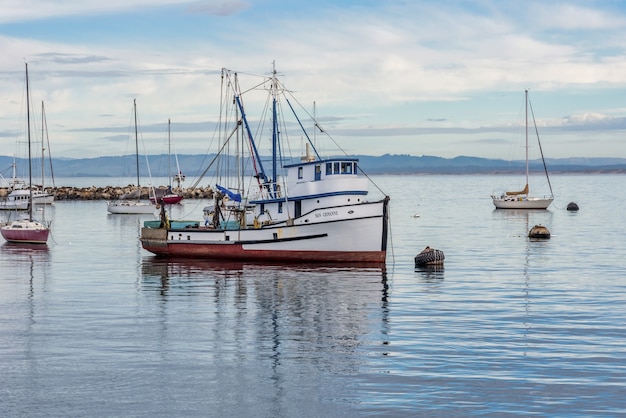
[141,198,389,263]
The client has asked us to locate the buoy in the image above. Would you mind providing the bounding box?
[528,224,550,239]
[567,202,579,211]
[415,246,445,266]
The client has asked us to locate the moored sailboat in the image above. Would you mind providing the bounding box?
[491,90,554,209]
[107,99,156,215]
[141,66,390,263]
[0,101,55,210]
[1,63,50,244]
[150,119,184,205]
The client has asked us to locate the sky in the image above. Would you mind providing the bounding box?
[1,0,626,160]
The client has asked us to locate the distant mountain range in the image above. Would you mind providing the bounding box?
[1,153,625,180]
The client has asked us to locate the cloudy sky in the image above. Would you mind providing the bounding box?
[1,0,626,160]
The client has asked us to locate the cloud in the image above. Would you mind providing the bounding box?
[186,0,250,16]
[2,1,626,159]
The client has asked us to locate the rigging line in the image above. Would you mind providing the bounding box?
[284,97,321,160]
[42,102,56,189]
[281,80,389,198]
[528,99,554,196]
[190,123,240,189]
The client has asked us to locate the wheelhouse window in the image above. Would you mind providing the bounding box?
[326,163,332,175]
[298,166,303,179]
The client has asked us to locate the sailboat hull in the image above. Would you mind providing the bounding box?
[150,194,183,205]
[107,201,156,214]
[141,199,389,263]
[492,196,553,209]
[1,220,49,244]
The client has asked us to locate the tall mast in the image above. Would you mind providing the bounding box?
[134,98,140,194]
[26,63,33,220]
[271,62,278,197]
[525,89,529,191]
[168,118,171,189]
[41,101,45,194]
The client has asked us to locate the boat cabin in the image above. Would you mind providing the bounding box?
[247,157,369,225]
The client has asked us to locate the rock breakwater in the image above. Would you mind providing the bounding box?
[0,186,214,201]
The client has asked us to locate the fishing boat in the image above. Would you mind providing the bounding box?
[141,65,390,263]
[150,119,184,205]
[1,63,50,244]
[107,99,156,215]
[491,90,554,209]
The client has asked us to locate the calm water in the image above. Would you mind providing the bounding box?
[1,174,625,417]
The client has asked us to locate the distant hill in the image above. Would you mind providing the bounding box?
[1,153,625,181]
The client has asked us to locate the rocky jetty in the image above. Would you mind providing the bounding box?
[0,185,214,201]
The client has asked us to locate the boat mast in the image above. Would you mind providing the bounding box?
[525,89,529,192]
[38,101,56,192]
[168,118,171,190]
[134,98,140,198]
[26,63,33,221]
[271,62,278,197]
[41,101,44,194]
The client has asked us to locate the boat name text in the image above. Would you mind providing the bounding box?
[315,210,339,218]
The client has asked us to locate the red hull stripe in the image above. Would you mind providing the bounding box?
[143,242,386,263]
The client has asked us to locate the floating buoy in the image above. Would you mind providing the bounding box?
[415,246,445,266]
[528,224,550,239]
[567,202,579,211]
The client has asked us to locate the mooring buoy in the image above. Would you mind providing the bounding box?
[528,224,550,239]
[567,202,579,211]
[415,246,445,267]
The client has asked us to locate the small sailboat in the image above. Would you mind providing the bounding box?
[491,90,554,209]
[1,63,50,244]
[141,65,390,263]
[0,103,55,210]
[150,119,184,205]
[107,99,156,215]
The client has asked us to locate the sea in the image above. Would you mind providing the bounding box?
[1,174,625,417]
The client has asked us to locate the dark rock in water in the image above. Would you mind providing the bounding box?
[415,246,445,266]
[528,224,550,239]
[567,202,579,211]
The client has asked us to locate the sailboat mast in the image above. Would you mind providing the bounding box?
[41,101,45,193]
[134,99,140,191]
[168,118,171,189]
[26,63,33,221]
[525,89,529,190]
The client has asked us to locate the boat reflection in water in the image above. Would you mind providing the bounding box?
[141,257,388,353]
[139,257,391,415]
[141,257,388,302]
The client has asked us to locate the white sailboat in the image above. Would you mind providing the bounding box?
[1,63,50,244]
[0,101,55,210]
[141,65,390,263]
[491,90,554,209]
[107,99,156,215]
